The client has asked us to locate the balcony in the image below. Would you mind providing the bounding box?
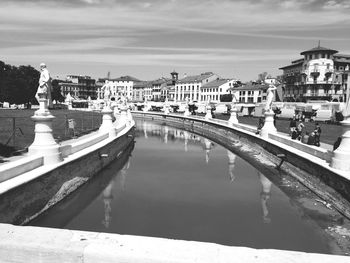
[310,71,320,78]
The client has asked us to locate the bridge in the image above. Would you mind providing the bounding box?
[0,98,350,262]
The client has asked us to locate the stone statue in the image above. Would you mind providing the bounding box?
[101,83,112,107]
[264,85,277,112]
[231,92,238,104]
[35,63,52,107]
[344,77,350,119]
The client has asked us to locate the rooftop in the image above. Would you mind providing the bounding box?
[300,46,338,55]
[202,79,229,89]
[177,72,215,84]
[110,75,141,82]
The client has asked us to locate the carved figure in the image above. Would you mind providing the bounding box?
[35,63,52,107]
[101,83,112,107]
[265,85,277,112]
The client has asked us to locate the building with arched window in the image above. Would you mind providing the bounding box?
[280,45,350,102]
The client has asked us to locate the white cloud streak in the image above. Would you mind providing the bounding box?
[1,0,350,80]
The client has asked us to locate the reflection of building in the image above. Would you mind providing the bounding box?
[258,171,272,224]
[227,150,237,182]
[280,44,350,102]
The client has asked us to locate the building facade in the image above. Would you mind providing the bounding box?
[108,76,141,101]
[280,45,350,102]
[175,72,219,102]
[59,75,97,99]
[229,82,267,104]
[201,79,239,102]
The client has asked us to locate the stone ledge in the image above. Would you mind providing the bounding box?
[0,223,348,263]
[0,155,44,183]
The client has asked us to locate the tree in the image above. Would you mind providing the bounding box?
[0,61,39,104]
[258,72,268,83]
[51,79,65,102]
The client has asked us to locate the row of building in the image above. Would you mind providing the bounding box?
[58,44,350,104]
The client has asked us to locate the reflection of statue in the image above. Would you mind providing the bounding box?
[344,75,350,119]
[259,171,272,224]
[35,63,52,107]
[163,126,169,144]
[204,138,213,164]
[264,85,277,112]
[227,150,237,182]
[102,181,114,229]
[184,131,189,152]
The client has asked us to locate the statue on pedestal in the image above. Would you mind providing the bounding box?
[101,83,112,108]
[264,85,277,113]
[35,63,52,108]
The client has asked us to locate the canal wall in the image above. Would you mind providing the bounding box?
[0,223,349,263]
[0,120,135,225]
[132,112,350,219]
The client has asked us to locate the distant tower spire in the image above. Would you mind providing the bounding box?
[107,71,110,80]
[318,40,321,47]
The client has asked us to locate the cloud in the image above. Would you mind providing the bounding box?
[1,0,350,81]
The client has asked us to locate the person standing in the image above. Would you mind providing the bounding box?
[314,123,322,147]
[35,63,53,108]
[289,117,297,136]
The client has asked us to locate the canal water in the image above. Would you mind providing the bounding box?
[30,119,348,254]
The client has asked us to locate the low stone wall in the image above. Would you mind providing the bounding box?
[133,112,350,219]
[0,155,44,183]
[0,123,135,225]
[0,223,349,263]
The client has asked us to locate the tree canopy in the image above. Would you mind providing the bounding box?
[0,61,40,104]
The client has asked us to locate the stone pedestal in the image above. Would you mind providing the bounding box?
[68,101,73,110]
[164,105,169,115]
[260,111,277,139]
[28,98,62,165]
[119,104,128,127]
[126,107,133,126]
[205,105,212,120]
[184,105,190,117]
[331,120,350,171]
[228,107,239,125]
[99,106,114,135]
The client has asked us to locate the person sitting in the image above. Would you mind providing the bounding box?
[307,132,316,145]
[291,129,298,140]
[296,122,305,140]
[301,131,310,144]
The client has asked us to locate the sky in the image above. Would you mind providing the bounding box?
[1,0,350,82]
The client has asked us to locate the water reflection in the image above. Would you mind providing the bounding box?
[102,159,130,229]
[29,142,134,229]
[259,171,272,224]
[29,120,349,254]
[227,150,237,182]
